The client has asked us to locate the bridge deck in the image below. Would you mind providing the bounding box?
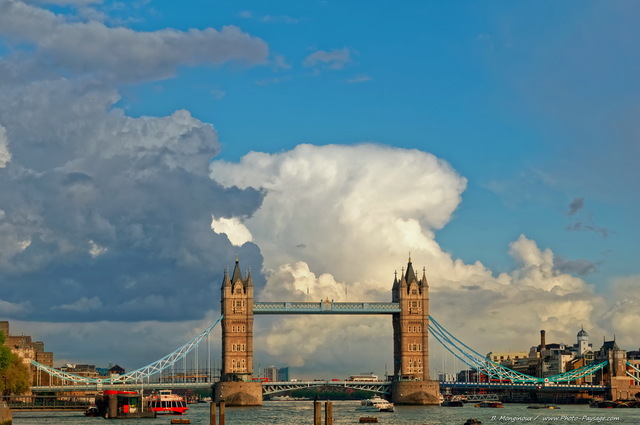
[253,301,400,314]
[440,381,608,391]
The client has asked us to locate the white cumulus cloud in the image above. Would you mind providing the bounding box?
[209,144,620,377]
[211,216,253,247]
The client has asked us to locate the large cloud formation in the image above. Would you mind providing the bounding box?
[0,78,267,324]
[0,0,267,366]
[210,145,632,378]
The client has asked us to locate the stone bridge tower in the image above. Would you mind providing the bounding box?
[391,257,441,405]
[214,257,262,405]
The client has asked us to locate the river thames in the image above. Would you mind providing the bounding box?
[11,401,638,424]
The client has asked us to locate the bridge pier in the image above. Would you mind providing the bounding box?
[391,380,441,405]
[609,377,640,401]
[213,381,263,406]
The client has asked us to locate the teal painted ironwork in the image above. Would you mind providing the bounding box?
[627,361,640,384]
[428,315,608,384]
[30,315,223,385]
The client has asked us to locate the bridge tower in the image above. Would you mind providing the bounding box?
[391,257,441,405]
[214,257,262,406]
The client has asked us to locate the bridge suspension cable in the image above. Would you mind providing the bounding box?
[627,361,640,384]
[428,315,608,384]
[30,315,223,385]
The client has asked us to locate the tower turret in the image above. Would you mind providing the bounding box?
[392,256,430,381]
[390,256,440,405]
[220,256,254,382]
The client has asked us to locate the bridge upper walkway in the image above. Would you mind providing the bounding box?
[253,301,400,314]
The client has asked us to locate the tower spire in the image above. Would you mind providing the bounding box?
[404,257,417,284]
[222,265,231,288]
[231,255,243,283]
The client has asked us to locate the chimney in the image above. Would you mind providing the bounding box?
[540,330,546,351]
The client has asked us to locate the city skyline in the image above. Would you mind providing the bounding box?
[0,0,638,379]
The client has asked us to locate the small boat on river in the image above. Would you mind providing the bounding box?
[359,396,395,412]
[147,390,188,415]
[475,401,503,408]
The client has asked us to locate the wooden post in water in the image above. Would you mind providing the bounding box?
[325,401,333,425]
[210,401,216,425]
[108,393,118,419]
[219,400,226,425]
[313,400,321,425]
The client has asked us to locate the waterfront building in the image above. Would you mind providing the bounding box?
[487,351,529,368]
[592,338,624,386]
[263,366,278,382]
[523,329,598,379]
[587,338,640,399]
[0,321,54,388]
[61,364,100,380]
[108,364,125,377]
[456,369,487,383]
[437,372,456,382]
[278,367,290,382]
[566,352,595,384]
[564,328,595,384]
[574,326,592,356]
[480,328,599,381]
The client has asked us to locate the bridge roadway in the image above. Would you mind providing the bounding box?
[32,380,608,394]
[30,380,391,394]
[440,381,607,392]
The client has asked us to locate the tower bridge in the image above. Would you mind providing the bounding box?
[216,256,440,406]
[26,256,640,405]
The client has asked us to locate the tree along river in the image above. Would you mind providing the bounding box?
[12,400,639,424]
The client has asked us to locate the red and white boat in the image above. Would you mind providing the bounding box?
[147,390,189,415]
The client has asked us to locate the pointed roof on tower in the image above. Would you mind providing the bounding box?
[231,255,243,283]
[245,267,254,288]
[222,265,231,288]
[420,266,429,288]
[404,255,417,284]
[399,266,407,288]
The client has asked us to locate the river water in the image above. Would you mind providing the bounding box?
[12,401,639,424]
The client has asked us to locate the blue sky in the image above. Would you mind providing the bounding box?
[118,0,637,283]
[0,0,638,378]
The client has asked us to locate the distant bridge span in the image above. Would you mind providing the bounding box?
[262,380,391,396]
